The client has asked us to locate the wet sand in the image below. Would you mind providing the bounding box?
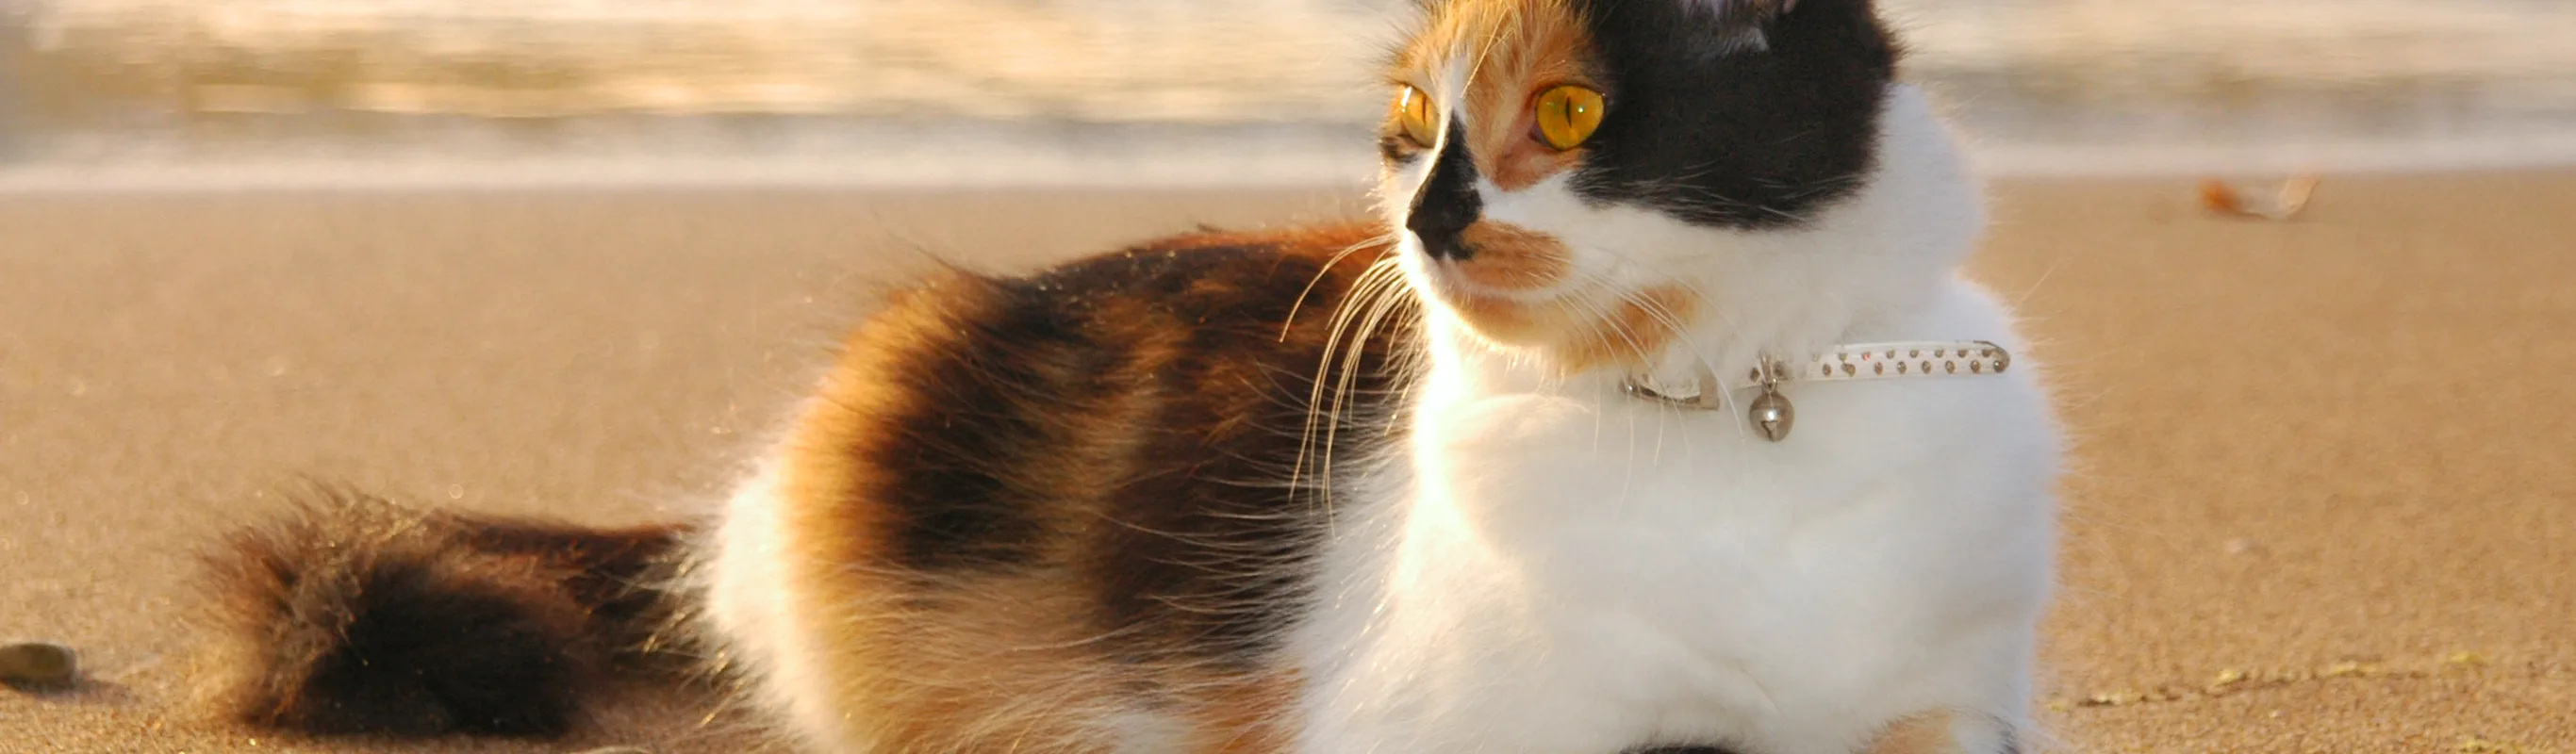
[1,173,2568,752]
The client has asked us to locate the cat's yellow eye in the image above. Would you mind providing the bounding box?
[1533,85,1606,151]
[1395,86,1439,148]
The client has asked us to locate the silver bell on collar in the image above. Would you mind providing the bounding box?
[1749,384,1795,442]
[1749,356,1795,442]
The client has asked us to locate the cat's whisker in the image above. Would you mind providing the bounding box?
[1283,232,1401,341]
[1555,292,1657,502]
[1301,260,1387,467]
[1327,263,1416,483]
[1604,265,1736,376]
[1563,287,1659,373]
[1297,255,1411,504]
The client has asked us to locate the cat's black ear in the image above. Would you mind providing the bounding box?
[1677,0,1801,18]
[1674,0,1879,49]
[1730,0,1804,12]
[1662,0,1802,34]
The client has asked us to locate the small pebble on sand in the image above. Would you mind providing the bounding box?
[0,641,78,689]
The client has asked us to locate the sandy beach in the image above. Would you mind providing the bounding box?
[1,173,2569,752]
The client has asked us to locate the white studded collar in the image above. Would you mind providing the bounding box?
[1621,341,2014,442]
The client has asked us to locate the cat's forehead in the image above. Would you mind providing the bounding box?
[1391,0,1790,92]
[1394,0,1595,90]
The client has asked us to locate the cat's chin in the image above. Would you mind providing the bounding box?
[1415,272,1702,377]
[1409,261,1569,305]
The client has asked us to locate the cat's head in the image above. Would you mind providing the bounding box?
[1378,0,1982,378]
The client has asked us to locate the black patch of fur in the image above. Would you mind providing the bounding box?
[201,487,685,738]
[1572,0,1897,228]
[871,286,1108,572]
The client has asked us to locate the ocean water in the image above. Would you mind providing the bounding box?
[6,0,2576,184]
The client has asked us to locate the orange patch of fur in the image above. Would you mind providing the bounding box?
[773,279,970,748]
[1444,283,1698,375]
[1400,0,1600,190]
[1861,713,1969,754]
[775,280,1141,751]
[1555,284,1699,374]
[1450,221,1573,291]
[1190,673,1301,753]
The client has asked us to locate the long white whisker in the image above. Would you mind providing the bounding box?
[1296,255,1411,505]
[1284,233,1401,341]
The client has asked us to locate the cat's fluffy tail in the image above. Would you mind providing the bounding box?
[195,485,695,738]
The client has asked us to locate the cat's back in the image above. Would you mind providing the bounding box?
[703,221,1417,752]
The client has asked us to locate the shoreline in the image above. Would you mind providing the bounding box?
[8,126,2576,192]
[8,148,2576,194]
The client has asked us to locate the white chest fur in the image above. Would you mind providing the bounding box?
[1292,283,2059,754]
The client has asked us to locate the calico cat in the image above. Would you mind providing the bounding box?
[198,0,2059,752]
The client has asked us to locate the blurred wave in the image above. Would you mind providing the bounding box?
[6,0,2576,180]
